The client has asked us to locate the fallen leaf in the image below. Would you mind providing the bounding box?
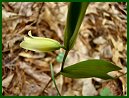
[19,62,50,89]
[2,74,14,88]
[82,78,98,96]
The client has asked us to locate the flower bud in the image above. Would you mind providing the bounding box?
[20,31,61,52]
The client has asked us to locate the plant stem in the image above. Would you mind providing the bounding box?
[50,64,61,96]
[42,50,69,95]
[42,72,60,94]
[42,50,69,92]
[60,50,69,72]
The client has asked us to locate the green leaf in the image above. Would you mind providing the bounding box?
[64,2,89,50]
[100,87,114,96]
[61,59,121,80]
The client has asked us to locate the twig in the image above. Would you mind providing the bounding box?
[114,72,127,80]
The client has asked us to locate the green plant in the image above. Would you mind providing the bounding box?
[100,87,113,96]
[20,2,122,96]
[56,52,64,63]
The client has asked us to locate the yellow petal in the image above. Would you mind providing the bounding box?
[20,31,61,52]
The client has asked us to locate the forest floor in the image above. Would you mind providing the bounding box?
[2,2,127,96]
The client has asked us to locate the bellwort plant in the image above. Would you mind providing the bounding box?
[20,2,122,96]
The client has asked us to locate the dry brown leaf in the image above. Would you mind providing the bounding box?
[108,35,124,52]
[112,49,123,66]
[32,60,49,68]
[63,88,80,96]
[19,62,50,88]
[82,78,98,96]
[9,2,33,17]
[43,7,64,40]
[2,9,17,19]
[93,36,106,45]
[103,45,113,58]
[21,81,42,96]
[19,52,45,59]
[2,74,14,88]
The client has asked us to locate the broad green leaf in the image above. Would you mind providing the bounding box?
[61,59,121,80]
[64,2,89,50]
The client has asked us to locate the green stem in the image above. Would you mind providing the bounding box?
[42,72,60,93]
[50,64,61,96]
[60,50,69,72]
[60,45,67,50]
[42,50,69,94]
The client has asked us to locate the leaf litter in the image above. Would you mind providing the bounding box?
[2,2,127,96]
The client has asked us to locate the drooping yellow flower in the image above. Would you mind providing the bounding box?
[20,31,62,52]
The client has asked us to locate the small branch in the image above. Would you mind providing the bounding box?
[50,64,61,96]
[114,72,127,80]
[60,50,69,72]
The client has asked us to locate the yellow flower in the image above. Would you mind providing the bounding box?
[20,31,61,52]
